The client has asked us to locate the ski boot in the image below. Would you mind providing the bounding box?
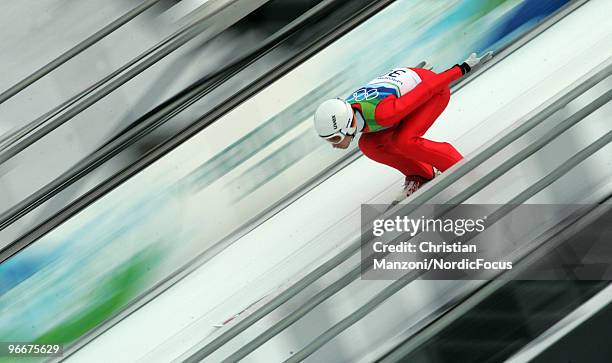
[386,168,441,211]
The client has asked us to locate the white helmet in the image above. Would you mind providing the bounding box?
[313,98,356,143]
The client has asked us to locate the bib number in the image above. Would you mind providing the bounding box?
[370,67,421,96]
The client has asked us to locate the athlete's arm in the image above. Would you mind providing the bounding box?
[374,65,462,126]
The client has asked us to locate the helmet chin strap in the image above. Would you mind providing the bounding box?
[353,109,365,135]
[341,110,362,138]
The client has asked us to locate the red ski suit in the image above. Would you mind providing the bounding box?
[356,66,463,180]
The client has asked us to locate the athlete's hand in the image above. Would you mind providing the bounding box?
[463,51,493,68]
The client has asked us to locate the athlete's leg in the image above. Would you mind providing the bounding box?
[358,129,435,178]
[391,83,463,172]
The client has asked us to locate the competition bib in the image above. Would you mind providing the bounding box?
[368,67,422,97]
[345,67,422,133]
[347,67,422,104]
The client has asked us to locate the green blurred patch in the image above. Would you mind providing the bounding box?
[34,247,162,346]
[456,0,513,24]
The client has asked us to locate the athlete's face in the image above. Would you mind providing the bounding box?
[332,135,353,149]
[329,111,356,149]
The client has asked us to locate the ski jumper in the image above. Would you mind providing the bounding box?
[349,66,464,180]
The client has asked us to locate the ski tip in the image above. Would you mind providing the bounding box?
[384,200,401,213]
[482,51,494,63]
[414,60,434,70]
